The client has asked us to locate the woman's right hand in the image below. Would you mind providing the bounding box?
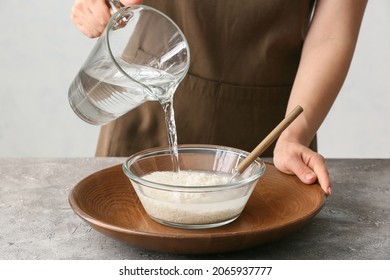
[71,0,144,38]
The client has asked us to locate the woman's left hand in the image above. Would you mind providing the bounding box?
[273,139,331,196]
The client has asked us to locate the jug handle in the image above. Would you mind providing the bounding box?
[108,0,124,13]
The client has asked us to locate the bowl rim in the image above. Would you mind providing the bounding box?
[122,144,266,191]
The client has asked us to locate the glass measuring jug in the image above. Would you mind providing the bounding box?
[68,5,190,125]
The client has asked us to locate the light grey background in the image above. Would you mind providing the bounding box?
[0,0,389,158]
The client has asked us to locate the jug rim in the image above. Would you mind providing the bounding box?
[105,4,191,99]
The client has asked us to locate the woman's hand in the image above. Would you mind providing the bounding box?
[71,0,144,38]
[274,139,331,196]
[274,0,367,197]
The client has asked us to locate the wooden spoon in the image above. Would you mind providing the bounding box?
[232,105,303,178]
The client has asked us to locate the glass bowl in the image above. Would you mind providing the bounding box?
[122,144,266,229]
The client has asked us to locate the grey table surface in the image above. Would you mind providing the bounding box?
[0,157,389,260]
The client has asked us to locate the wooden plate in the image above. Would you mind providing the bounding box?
[68,162,325,254]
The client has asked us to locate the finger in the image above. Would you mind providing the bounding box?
[71,2,96,37]
[71,0,110,38]
[289,157,318,185]
[300,153,332,196]
[121,0,144,5]
[77,22,103,38]
[89,1,111,28]
[72,12,103,38]
[310,155,332,196]
[286,153,332,196]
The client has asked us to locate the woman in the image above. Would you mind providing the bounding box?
[71,0,368,196]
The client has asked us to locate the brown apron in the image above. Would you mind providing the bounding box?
[96,0,316,157]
